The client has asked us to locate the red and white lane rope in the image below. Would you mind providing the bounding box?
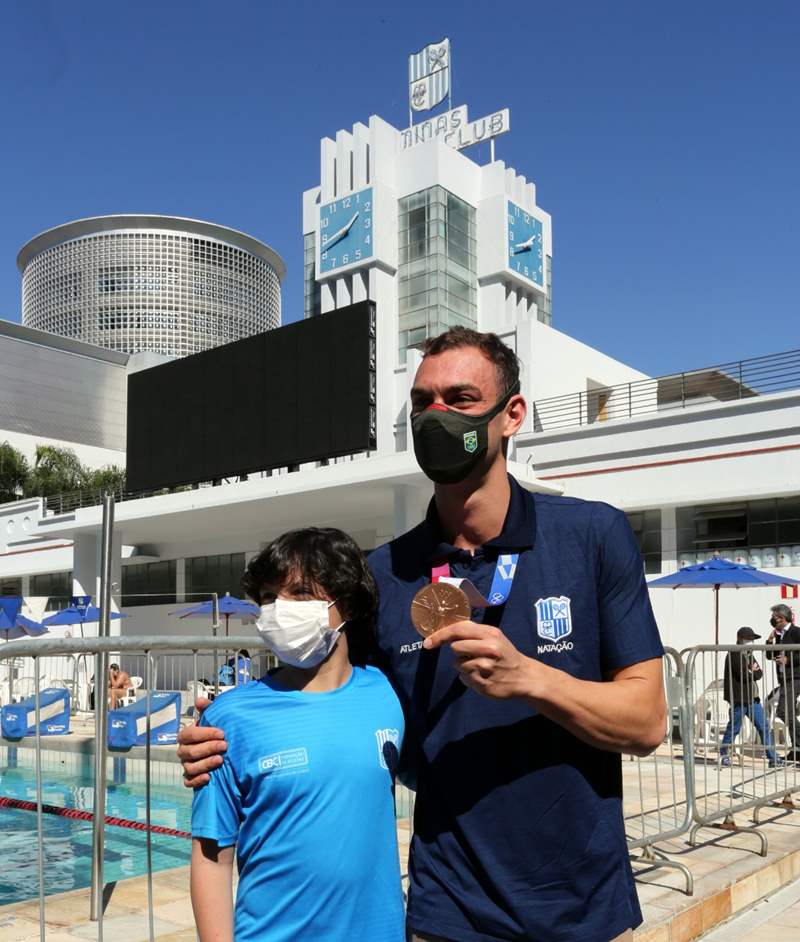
[0,795,190,839]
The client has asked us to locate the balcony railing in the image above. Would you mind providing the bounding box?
[529,348,800,434]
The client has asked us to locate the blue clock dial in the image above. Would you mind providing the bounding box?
[507,201,543,287]
[319,187,374,274]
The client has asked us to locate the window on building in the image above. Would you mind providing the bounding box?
[1,577,22,596]
[30,571,73,612]
[122,560,177,607]
[676,497,800,566]
[626,510,662,574]
[185,553,247,602]
[397,186,477,362]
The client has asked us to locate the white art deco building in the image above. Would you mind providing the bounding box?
[18,215,285,358]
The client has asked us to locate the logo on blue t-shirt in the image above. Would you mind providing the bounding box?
[259,747,309,776]
[374,728,400,771]
[535,596,573,641]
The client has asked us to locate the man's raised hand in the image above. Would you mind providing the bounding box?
[177,697,227,788]
[423,621,537,699]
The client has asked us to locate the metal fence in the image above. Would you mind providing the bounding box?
[0,634,276,942]
[625,647,694,894]
[684,644,800,856]
[529,348,800,433]
[6,638,800,936]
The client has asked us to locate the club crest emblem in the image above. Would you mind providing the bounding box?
[375,728,400,771]
[463,430,478,453]
[408,39,450,113]
[535,596,572,641]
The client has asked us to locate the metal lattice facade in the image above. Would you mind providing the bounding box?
[18,216,285,358]
[397,186,477,361]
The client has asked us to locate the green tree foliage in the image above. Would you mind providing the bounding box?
[23,445,126,498]
[24,445,87,497]
[0,441,30,504]
[0,444,126,501]
[84,465,126,493]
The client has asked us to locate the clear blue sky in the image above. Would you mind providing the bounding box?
[1,1,797,377]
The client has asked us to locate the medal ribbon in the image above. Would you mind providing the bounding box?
[432,553,519,607]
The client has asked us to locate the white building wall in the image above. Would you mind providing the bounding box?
[523,321,649,406]
[522,390,800,504]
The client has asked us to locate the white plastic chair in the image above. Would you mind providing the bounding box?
[693,679,728,748]
[119,676,143,706]
[11,676,37,703]
[185,679,214,716]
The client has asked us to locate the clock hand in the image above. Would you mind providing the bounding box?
[512,235,535,254]
[322,212,359,251]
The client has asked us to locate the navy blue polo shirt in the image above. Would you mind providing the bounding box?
[368,475,664,942]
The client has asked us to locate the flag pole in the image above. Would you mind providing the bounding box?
[408,50,413,127]
[448,40,453,112]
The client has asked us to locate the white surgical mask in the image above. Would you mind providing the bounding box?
[256,598,343,668]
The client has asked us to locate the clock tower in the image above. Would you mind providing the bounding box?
[301,70,552,457]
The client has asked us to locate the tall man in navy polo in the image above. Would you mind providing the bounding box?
[178,328,667,942]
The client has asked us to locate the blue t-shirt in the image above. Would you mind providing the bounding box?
[369,475,664,942]
[191,665,406,942]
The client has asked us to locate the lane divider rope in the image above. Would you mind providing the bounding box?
[0,795,190,838]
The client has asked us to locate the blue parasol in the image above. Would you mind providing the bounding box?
[42,604,128,638]
[0,598,48,642]
[169,592,259,637]
[648,557,800,643]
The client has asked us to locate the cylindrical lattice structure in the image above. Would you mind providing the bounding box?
[18,215,285,358]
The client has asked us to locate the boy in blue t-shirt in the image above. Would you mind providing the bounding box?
[190,528,405,942]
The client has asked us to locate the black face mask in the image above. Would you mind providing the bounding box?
[770,617,781,628]
[411,382,520,485]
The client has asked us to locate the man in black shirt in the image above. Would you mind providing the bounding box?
[766,603,800,759]
[720,626,779,766]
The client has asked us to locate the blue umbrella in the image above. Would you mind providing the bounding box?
[648,557,800,643]
[0,605,48,643]
[169,592,259,637]
[42,605,128,637]
[0,596,23,624]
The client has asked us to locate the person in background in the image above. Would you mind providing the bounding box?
[766,603,800,760]
[720,626,780,767]
[217,649,252,686]
[108,663,132,709]
[190,527,404,942]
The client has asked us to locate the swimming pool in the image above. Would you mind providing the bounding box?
[0,760,192,905]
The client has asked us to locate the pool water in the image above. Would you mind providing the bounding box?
[0,762,192,905]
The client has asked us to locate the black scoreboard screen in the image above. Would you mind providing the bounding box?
[126,301,376,492]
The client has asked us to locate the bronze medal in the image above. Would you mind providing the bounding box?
[410,582,471,638]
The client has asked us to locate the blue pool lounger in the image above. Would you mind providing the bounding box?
[108,691,181,748]
[1,688,71,738]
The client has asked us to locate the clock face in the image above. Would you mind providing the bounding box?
[319,187,374,274]
[507,200,543,287]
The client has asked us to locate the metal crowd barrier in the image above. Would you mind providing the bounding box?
[683,643,800,856]
[0,634,277,942]
[625,647,694,894]
[6,637,800,938]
